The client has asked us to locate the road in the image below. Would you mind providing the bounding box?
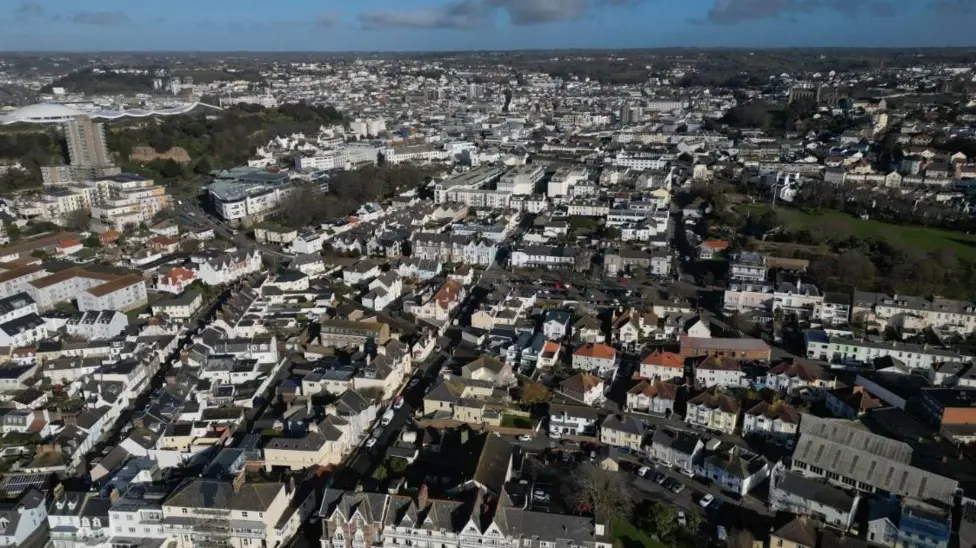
[87,285,233,462]
[179,201,294,261]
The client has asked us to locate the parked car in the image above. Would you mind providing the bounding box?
[670,482,685,494]
[393,397,404,409]
[717,526,728,542]
[549,431,562,440]
[676,511,686,527]
[699,494,715,508]
[653,472,667,484]
[518,434,532,442]
[408,378,420,389]
[637,466,651,478]
[365,438,378,449]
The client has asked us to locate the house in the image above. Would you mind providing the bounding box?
[0,488,46,547]
[694,356,745,389]
[702,446,770,495]
[611,308,658,348]
[698,240,729,260]
[626,379,677,417]
[155,266,197,294]
[649,428,703,472]
[685,391,740,435]
[573,315,604,343]
[825,385,884,418]
[572,343,617,376]
[422,376,499,425]
[406,279,465,323]
[549,403,600,436]
[362,272,402,311]
[769,465,859,531]
[683,317,711,338]
[461,356,514,388]
[161,475,302,548]
[600,414,646,452]
[542,309,572,340]
[742,401,800,441]
[765,358,835,397]
[152,289,203,320]
[769,517,819,548]
[679,336,771,361]
[193,249,262,286]
[639,350,685,382]
[342,261,382,285]
[558,373,605,406]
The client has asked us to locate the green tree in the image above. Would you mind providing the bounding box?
[159,159,184,179]
[82,235,101,248]
[193,156,213,175]
[651,503,677,540]
[685,509,703,533]
[64,209,91,232]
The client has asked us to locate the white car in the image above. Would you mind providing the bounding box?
[699,494,715,508]
[365,438,378,449]
[637,466,651,478]
[549,431,562,440]
[393,398,404,410]
[518,434,532,442]
[676,511,686,526]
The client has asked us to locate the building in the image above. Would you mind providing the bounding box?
[639,350,685,382]
[702,446,770,496]
[572,343,617,376]
[730,252,767,282]
[685,391,740,435]
[765,358,836,397]
[90,174,173,229]
[498,165,545,195]
[193,249,263,286]
[152,290,204,320]
[65,116,112,168]
[649,428,703,472]
[693,356,745,388]
[790,414,958,501]
[208,167,298,226]
[679,336,771,361]
[317,319,390,348]
[161,475,303,548]
[558,373,604,405]
[804,330,970,370]
[918,388,976,442]
[600,415,646,452]
[77,275,148,312]
[626,379,677,416]
[63,310,129,340]
[769,465,859,531]
[742,401,800,440]
[549,403,600,436]
[0,488,46,546]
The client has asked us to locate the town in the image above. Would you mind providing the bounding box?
[0,45,972,548]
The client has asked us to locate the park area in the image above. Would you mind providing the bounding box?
[742,204,976,260]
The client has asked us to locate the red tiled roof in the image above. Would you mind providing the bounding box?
[641,349,684,369]
[574,343,616,360]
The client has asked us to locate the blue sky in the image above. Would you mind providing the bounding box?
[0,0,971,51]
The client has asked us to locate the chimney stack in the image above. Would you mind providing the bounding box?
[418,484,429,508]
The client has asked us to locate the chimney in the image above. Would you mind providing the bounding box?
[418,484,429,508]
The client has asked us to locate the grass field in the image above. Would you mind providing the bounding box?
[611,517,669,548]
[742,204,976,259]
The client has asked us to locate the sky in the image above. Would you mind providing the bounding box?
[0,0,973,51]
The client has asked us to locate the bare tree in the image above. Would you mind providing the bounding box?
[64,209,91,232]
[565,462,634,521]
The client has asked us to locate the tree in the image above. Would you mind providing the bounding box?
[650,502,677,540]
[193,156,213,175]
[64,209,91,232]
[388,457,408,475]
[565,463,634,521]
[159,159,184,179]
[685,509,703,533]
[82,235,101,248]
[520,380,552,404]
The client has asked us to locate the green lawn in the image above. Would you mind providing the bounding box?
[744,204,976,259]
[500,414,534,429]
[612,517,670,548]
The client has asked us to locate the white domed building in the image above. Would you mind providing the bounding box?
[0,103,87,124]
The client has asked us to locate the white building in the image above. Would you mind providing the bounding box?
[77,275,148,312]
[193,249,263,286]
